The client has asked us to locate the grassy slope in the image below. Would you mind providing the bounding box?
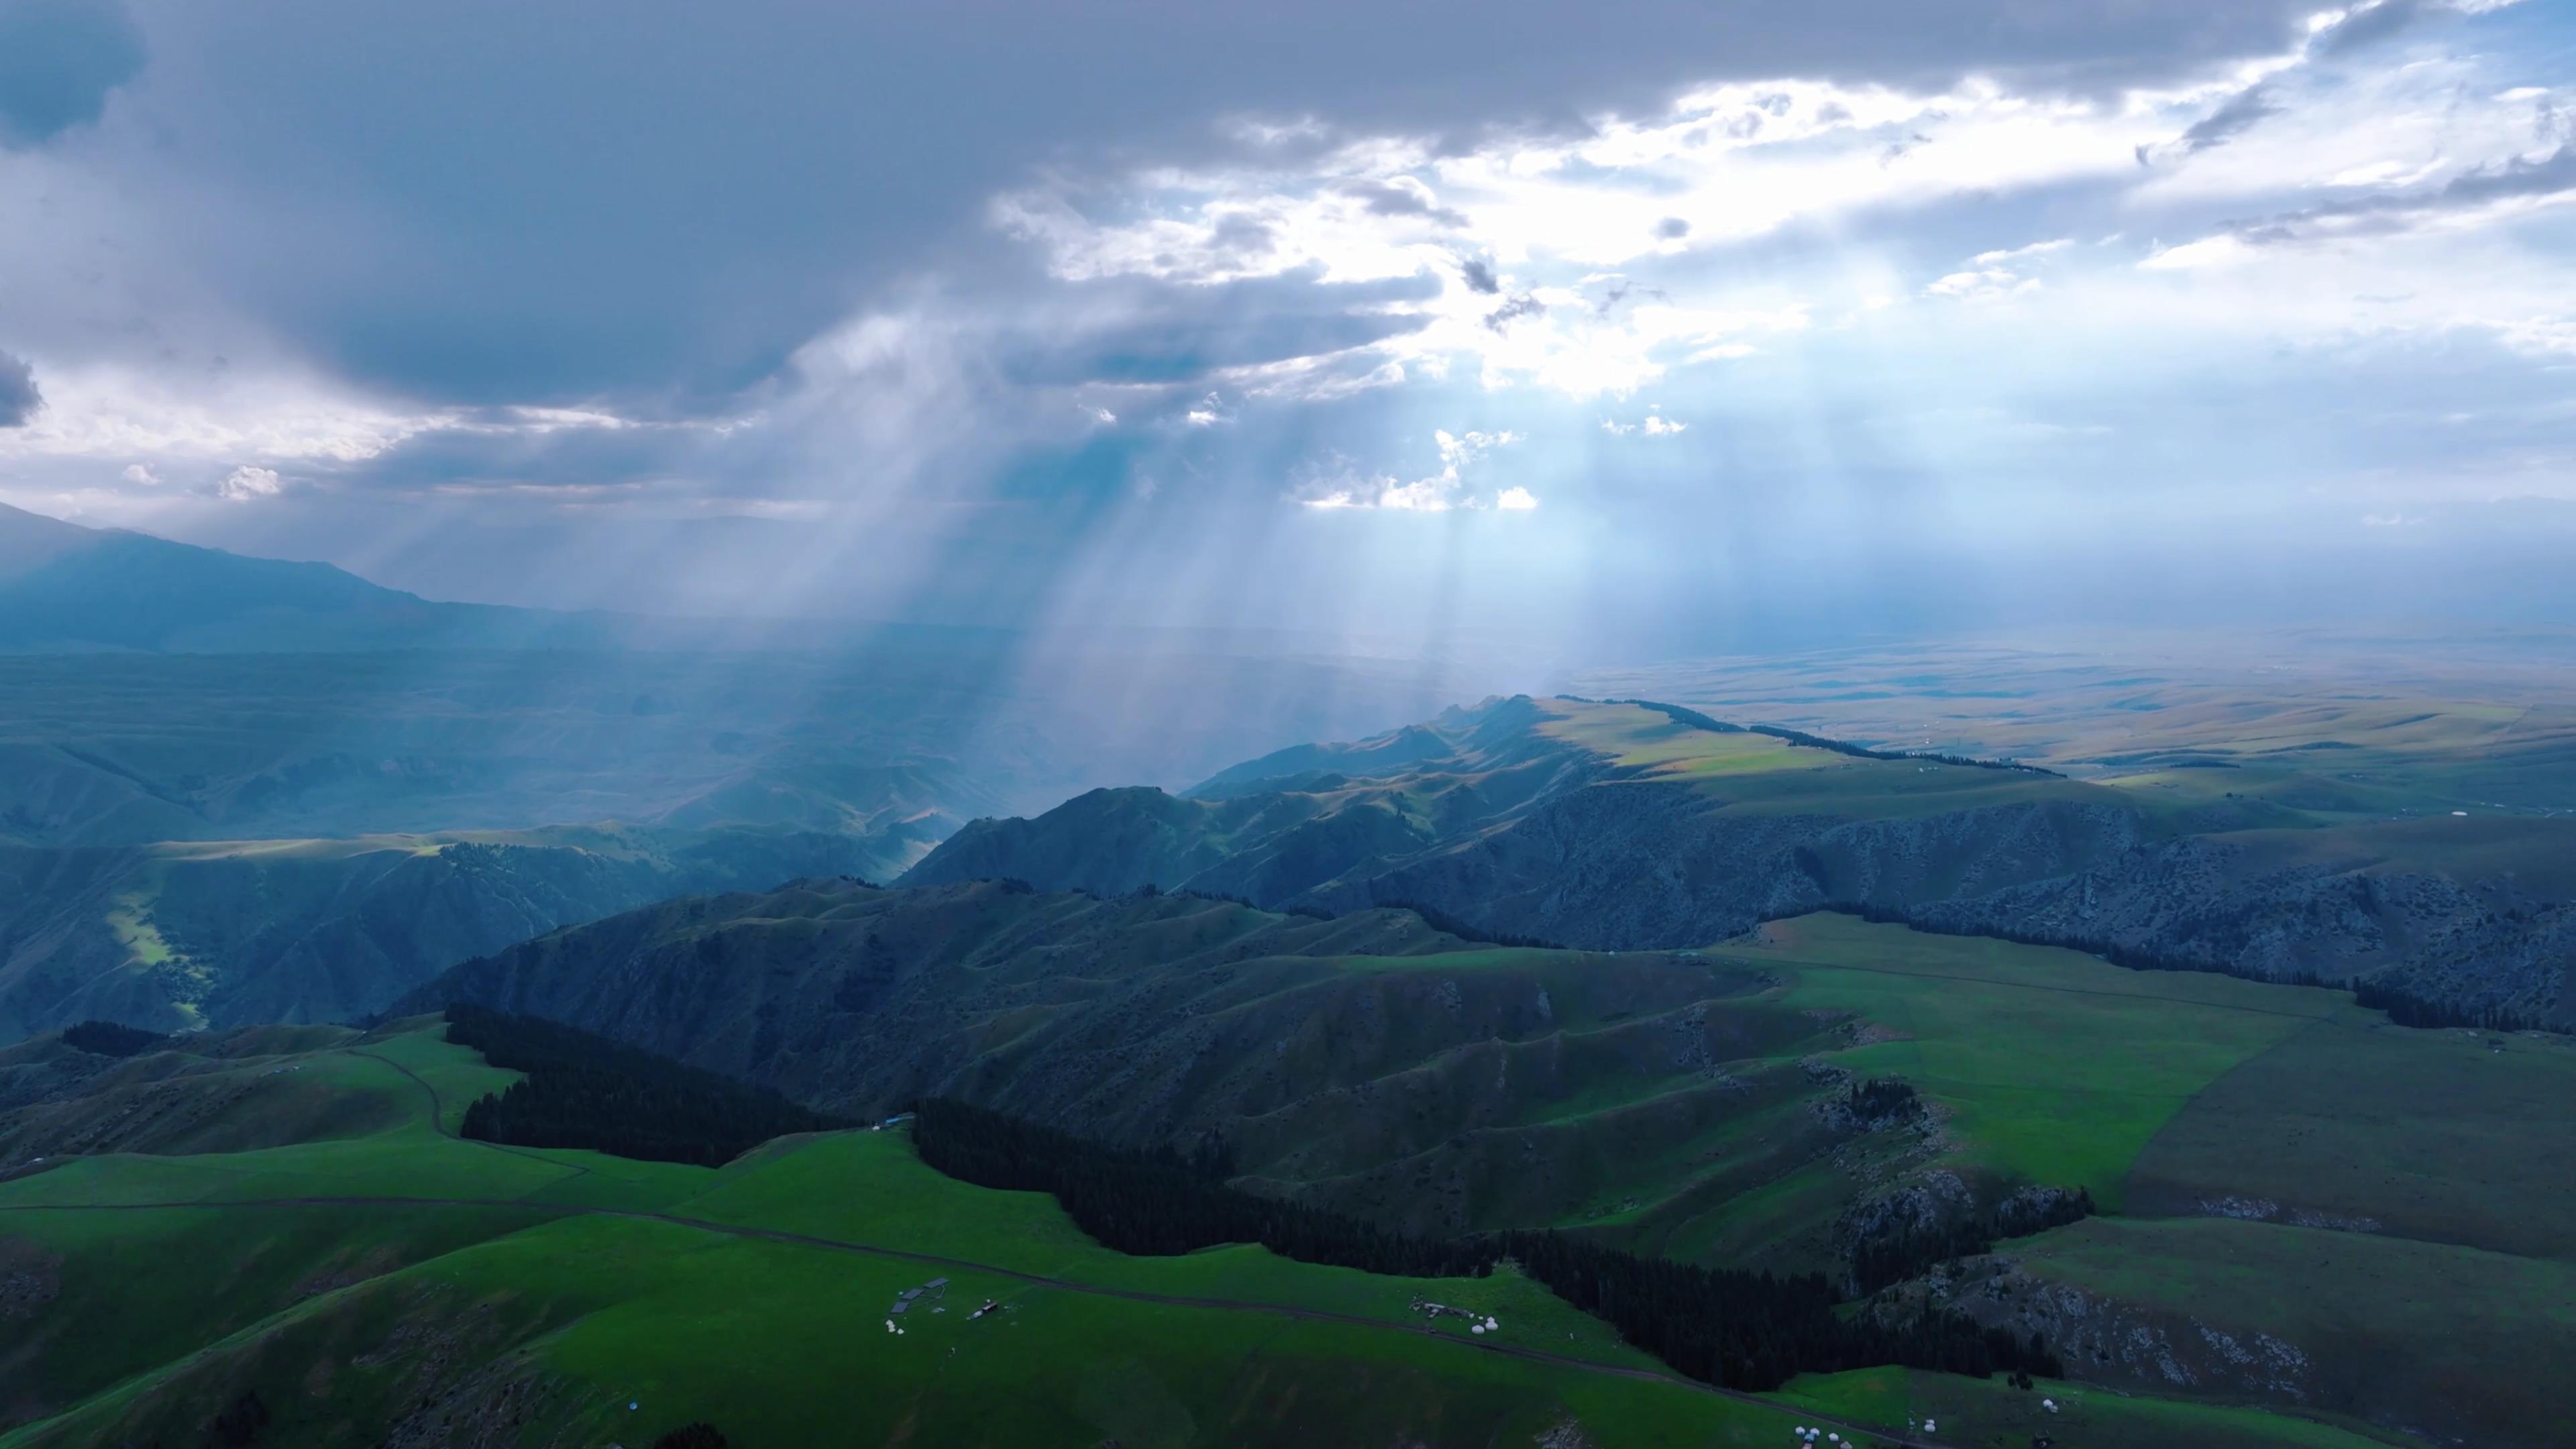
[1731,915,2349,1209]
[2123,1014,2576,1260]
[2006,1216,2576,1443]
[1538,702,2119,822]
[0,1020,2377,1449]
[1772,1366,2400,1449]
[0,1024,1805,1448]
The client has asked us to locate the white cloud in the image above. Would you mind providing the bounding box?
[1297,427,1527,511]
[121,463,157,485]
[219,465,283,502]
[2139,234,2261,270]
[1972,238,2074,266]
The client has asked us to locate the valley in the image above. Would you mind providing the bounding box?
[3,511,2569,1445]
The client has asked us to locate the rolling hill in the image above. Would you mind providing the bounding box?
[0,1015,2428,1448]
[903,696,2576,1023]
[387,879,2575,1444]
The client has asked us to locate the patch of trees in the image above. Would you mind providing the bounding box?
[446,1004,850,1167]
[210,1389,270,1446]
[2352,977,2551,1033]
[58,1020,167,1057]
[1166,887,1335,920]
[1801,900,2340,990]
[912,1098,2061,1393]
[913,1099,1487,1278]
[1370,896,1570,951]
[1746,724,2062,777]
[1845,1076,1923,1126]
[1602,697,1746,736]
[1849,1189,2097,1296]
[1803,900,2565,1036]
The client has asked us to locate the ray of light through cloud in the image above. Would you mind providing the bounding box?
[0,0,2571,670]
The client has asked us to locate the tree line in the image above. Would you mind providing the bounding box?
[1849,1188,2096,1296]
[445,1004,850,1166]
[2351,976,2551,1033]
[1368,895,1570,950]
[1554,694,2057,775]
[1799,899,2562,1036]
[59,1020,168,1057]
[911,1097,2061,1393]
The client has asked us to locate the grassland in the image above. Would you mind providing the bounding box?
[1770,1366,2402,1449]
[2003,1216,2576,1442]
[1538,700,2118,822]
[0,1022,1821,1448]
[1,1017,2396,1448]
[1731,914,2353,1208]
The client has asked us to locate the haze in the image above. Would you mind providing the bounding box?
[2,0,2572,662]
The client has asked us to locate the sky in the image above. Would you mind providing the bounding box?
[2,0,2574,662]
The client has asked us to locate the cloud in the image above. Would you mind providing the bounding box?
[1458,256,1501,294]
[2167,144,2576,256]
[1483,293,1548,331]
[121,462,156,484]
[1342,177,1468,226]
[1297,427,1525,511]
[218,464,282,502]
[0,0,144,147]
[1603,413,1688,436]
[2176,85,2282,154]
[2316,0,2434,56]
[0,350,38,426]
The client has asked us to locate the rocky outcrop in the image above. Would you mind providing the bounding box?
[1927,1261,2316,1403]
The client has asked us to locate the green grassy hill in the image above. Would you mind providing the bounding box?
[393,893,2575,1443]
[0,1018,2404,1448]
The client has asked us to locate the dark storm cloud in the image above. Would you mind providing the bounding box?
[1458,256,1501,294]
[0,350,38,426]
[0,0,144,146]
[44,0,2333,412]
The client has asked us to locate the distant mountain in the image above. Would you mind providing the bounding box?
[906,696,2576,1024]
[0,826,887,1040]
[0,502,606,653]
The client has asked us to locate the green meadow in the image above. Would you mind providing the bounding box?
[1,1014,2398,1448]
